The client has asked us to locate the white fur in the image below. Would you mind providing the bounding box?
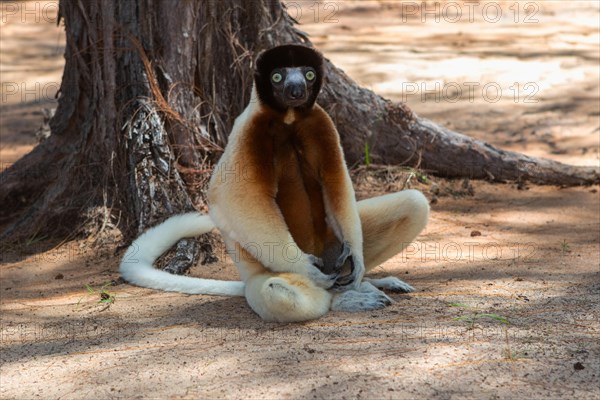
[245,274,332,322]
[283,109,296,124]
[364,277,415,293]
[119,212,245,296]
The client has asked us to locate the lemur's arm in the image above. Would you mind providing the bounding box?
[298,106,365,289]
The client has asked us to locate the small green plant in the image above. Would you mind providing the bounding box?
[84,281,116,305]
[364,142,371,167]
[25,233,48,247]
[560,239,571,255]
[454,313,509,328]
[449,303,509,330]
[449,302,516,360]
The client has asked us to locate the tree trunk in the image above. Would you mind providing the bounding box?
[0,0,597,251]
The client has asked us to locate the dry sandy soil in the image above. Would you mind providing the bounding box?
[1,1,599,399]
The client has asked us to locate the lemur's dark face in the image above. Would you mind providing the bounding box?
[255,45,324,113]
[269,66,318,108]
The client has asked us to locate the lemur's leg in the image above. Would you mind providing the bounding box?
[359,189,430,292]
[331,190,429,311]
[222,234,332,323]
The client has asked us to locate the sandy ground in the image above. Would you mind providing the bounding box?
[1,1,599,399]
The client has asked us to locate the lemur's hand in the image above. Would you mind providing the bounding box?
[306,254,338,289]
[332,242,365,291]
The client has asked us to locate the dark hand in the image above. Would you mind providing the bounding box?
[333,242,358,289]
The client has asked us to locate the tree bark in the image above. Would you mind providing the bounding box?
[0,0,597,250]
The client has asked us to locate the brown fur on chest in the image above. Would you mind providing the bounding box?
[270,119,328,255]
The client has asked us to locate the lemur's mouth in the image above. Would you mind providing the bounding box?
[284,83,307,105]
[284,98,308,108]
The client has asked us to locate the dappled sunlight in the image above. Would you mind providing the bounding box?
[307,1,600,172]
[1,1,598,398]
[372,58,583,95]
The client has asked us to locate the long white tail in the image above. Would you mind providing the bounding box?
[119,212,245,296]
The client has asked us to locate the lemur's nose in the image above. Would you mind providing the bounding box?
[289,86,303,99]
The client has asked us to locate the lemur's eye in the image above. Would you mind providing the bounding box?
[305,70,316,81]
[271,73,283,83]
